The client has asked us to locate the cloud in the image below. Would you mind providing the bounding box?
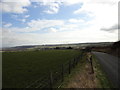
[48,27,57,32]
[24,15,30,18]
[68,19,85,23]
[2,25,118,47]
[11,14,18,18]
[33,5,38,8]
[1,0,31,13]
[1,0,119,47]
[20,19,26,23]
[59,24,79,32]
[27,19,64,31]
[32,0,61,14]
[5,19,64,33]
[34,0,82,6]
[12,18,26,23]
[34,0,83,14]
[63,0,83,5]
[7,18,85,33]
[11,14,30,23]
[1,0,60,14]
[73,0,118,32]
[101,24,119,31]
[42,2,60,14]
[3,23,12,27]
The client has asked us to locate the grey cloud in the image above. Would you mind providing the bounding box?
[101,24,119,31]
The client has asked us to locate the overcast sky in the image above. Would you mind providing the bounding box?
[1,0,119,47]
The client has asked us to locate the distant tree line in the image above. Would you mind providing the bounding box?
[111,41,120,50]
[55,47,73,50]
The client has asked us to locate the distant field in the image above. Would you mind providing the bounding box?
[2,50,81,88]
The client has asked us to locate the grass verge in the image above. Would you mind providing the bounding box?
[59,53,86,88]
[60,52,114,88]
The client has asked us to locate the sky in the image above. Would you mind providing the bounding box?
[0,0,119,47]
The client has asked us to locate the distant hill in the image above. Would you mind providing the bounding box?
[92,41,120,57]
[111,41,120,57]
[2,42,114,51]
[2,45,37,51]
[111,41,120,50]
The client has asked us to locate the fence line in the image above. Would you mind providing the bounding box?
[26,51,84,88]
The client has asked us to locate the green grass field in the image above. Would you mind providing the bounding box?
[2,49,81,88]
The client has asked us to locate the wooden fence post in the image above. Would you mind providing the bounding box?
[49,72,53,88]
[76,57,78,64]
[69,60,71,74]
[75,58,77,65]
[61,64,64,82]
[90,56,94,74]
[77,56,79,63]
[78,56,80,62]
[73,59,75,68]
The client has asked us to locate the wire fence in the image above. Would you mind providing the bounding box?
[26,51,84,88]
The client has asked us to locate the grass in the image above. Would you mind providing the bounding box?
[92,54,114,88]
[59,53,86,88]
[2,49,81,88]
[60,52,114,88]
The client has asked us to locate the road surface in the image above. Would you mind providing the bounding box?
[92,52,119,88]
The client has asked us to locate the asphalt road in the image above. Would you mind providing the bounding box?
[92,52,119,88]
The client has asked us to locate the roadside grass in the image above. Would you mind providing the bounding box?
[59,53,86,88]
[92,54,114,88]
[2,49,81,88]
[60,52,114,88]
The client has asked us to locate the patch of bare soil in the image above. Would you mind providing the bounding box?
[65,58,98,88]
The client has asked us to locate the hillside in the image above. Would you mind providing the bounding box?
[2,42,113,52]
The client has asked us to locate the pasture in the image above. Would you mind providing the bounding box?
[2,49,81,88]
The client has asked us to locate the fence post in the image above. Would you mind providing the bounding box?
[49,72,53,88]
[77,57,79,64]
[69,60,71,74]
[76,56,79,64]
[61,64,64,82]
[75,58,77,65]
[90,56,94,74]
[78,55,81,62]
[73,59,75,68]
[76,58,78,65]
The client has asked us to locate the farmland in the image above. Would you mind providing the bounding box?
[2,49,81,88]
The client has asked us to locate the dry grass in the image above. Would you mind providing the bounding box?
[61,52,112,88]
[63,53,99,88]
[66,63,98,88]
